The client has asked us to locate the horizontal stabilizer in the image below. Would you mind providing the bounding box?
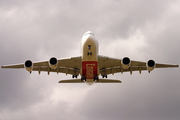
[58,79,122,83]
[96,79,122,83]
[59,79,84,83]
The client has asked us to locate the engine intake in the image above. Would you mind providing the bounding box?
[24,60,33,72]
[49,57,58,69]
[146,60,156,71]
[121,57,131,69]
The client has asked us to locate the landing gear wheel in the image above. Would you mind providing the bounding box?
[72,75,78,78]
[94,75,99,81]
[87,52,92,55]
[81,75,86,81]
[102,75,107,78]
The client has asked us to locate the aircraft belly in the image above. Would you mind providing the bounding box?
[81,33,99,79]
[82,61,98,79]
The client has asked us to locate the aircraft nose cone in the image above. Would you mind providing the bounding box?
[85,36,95,44]
[84,31,94,36]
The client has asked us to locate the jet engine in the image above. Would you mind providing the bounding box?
[121,57,131,69]
[146,60,156,71]
[49,57,58,69]
[24,60,33,72]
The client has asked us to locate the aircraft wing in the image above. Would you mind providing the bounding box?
[1,56,81,75]
[98,55,179,75]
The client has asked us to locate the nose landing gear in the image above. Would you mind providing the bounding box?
[87,45,92,55]
[87,52,92,55]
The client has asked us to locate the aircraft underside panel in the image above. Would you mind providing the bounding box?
[82,61,97,79]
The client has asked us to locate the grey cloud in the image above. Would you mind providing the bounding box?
[75,70,180,120]
[0,0,180,120]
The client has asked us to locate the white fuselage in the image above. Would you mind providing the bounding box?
[80,31,99,84]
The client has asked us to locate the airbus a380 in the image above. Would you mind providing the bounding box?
[1,31,179,85]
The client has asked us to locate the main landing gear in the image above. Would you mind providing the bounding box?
[102,75,107,78]
[81,75,86,81]
[72,75,77,78]
[94,75,99,81]
[81,75,99,81]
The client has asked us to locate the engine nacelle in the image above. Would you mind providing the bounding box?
[121,57,131,69]
[24,60,33,72]
[146,60,156,71]
[49,57,58,69]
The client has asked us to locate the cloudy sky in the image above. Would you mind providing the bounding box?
[0,0,180,120]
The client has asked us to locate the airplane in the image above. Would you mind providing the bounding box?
[1,31,179,85]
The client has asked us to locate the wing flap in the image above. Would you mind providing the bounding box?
[100,66,147,75]
[33,67,80,75]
